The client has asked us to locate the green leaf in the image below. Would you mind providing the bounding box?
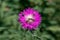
[43,8,55,14]
[46,26,60,32]
[3,15,18,26]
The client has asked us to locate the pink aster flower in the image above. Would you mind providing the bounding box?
[18,7,42,30]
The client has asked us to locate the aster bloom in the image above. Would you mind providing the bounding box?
[18,7,42,30]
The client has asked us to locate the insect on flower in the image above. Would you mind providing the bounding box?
[18,7,42,30]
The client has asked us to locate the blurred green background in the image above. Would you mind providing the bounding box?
[0,0,60,40]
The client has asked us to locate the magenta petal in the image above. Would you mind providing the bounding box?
[18,7,42,30]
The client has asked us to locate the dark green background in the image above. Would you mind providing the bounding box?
[0,0,60,40]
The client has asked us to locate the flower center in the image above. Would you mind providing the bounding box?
[27,18,34,23]
[25,14,34,23]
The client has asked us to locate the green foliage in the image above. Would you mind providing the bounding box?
[0,0,60,40]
